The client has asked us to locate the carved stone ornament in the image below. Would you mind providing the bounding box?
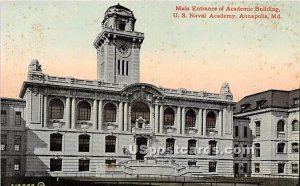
[28,59,42,72]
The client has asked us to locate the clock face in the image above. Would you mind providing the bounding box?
[117,41,131,57]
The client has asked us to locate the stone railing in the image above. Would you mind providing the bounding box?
[159,87,222,99]
[28,72,124,90]
[101,27,144,38]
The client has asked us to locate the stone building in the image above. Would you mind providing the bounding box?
[234,89,299,177]
[0,4,298,179]
[1,98,26,176]
[2,4,235,177]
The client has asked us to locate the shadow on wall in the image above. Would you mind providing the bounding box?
[25,128,49,177]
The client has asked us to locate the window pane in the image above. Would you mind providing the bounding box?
[105,136,116,153]
[15,112,22,125]
[206,112,216,128]
[79,135,90,152]
[50,133,62,151]
[50,159,62,172]
[77,101,91,121]
[166,138,175,154]
[104,103,116,122]
[49,99,64,119]
[1,110,7,125]
[79,159,90,171]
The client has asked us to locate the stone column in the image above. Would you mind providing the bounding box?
[71,97,76,129]
[218,110,223,137]
[176,107,181,134]
[159,105,164,133]
[124,102,128,131]
[43,95,48,127]
[181,107,186,135]
[128,104,131,132]
[198,109,203,135]
[150,105,154,130]
[154,103,159,133]
[93,99,98,130]
[119,102,124,131]
[203,109,207,136]
[227,109,233,134]
[65,97,71,129]
[222,108,227,135]
[98,100,103,130]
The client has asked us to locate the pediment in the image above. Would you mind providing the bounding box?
[122,83,164,103]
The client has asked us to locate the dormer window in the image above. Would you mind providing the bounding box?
[256,100,266,109]
[293,98,300,107]
[241,103,250,112]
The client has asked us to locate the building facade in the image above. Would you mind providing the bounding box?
[234,89,299,177]
[0,4,299,179]
[1,98,26,176]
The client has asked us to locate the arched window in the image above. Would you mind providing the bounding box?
[188,139,197,155]
[277,120,285,132]
[208,140,217,155]
[277,142,285,153]
[186,110,196,127]
[104,103,117,122]
[118,22,125,30]
[79,134,90,152]
[131,102,150,124]
[164,108,175,126]
[49,99,64,119]
[292,120,299,131]
[292,143,299,153]
[166,138,175,154]
[206,111,216,129]
[77,101,91,121]
[105,135,116,153]
[254,143,260,157]
[50,133,62,151]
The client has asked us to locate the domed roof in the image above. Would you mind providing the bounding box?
[104,3,135,19]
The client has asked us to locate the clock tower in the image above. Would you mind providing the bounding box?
[94,4,144,85]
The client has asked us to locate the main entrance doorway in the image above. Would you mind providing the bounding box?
[136,137,148,160]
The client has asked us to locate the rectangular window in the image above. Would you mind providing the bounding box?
[105,136,116,153]
[292,143,299,153]
[277,143,285,153]
[254,163,260,173]
[234,144,239,157]
[292,164,298,174]
[105,159,116,165]
[256,100,266,109]
[209,162,217,172]
[1,134,7,151]
[1,159,6,175]
[243,145,247,157]
[14,135,21,151]
[293,98,300,107]
[278,163,285,173]
[15,111,22,125]
[79,159,90,172]
[243,163,247,173]
[1,110,7,125]
[255,121,261,137]
[14,159,21,171]
[188,161,196,166]
[243,126,248,138]
[50,158,62,172]
[234,126,239,137]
